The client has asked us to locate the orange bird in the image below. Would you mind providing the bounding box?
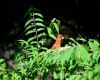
[51,34,64,49]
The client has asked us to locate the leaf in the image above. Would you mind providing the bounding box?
[49,18,56,28]
[49,34,56,40]
[30,42,37,45]
[92,51,99,60]
[88,39,99,50]
[53,71,58,79]
[25,25,33,31]
[38,33,46,38]
[34,13,43,18]
[35,18,44,22]
[28,37,36,42]
[47,27,52,35]
[69,75,76,80]
[25,30,35,35]
[3,75,9,80]
[53,22,59,33]
[39,39,46,46]
[52,54,61,64]
[18,40,28,47]
[37,28,45,32]
[0,59,5,63]
[60,47,75,65]
[51,18,56,23]
[59,70,65,80]
[35,23,45,27]
[75,44,90,62]
[25,18,33,27]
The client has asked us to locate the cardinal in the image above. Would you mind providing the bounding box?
[51,34,64,49]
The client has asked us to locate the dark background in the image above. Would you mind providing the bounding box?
[0,0,100,44]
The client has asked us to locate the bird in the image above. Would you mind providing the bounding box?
[51,34,64,49]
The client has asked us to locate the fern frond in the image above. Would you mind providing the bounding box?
[25,30,35,35]
[25,18,33,27]
[35,18,44,22]
[34,13,43,18]
[25,25,33,32]
[37,28,45,32]
[35,23,45,27]
[38,33,46,38]
[27,37,36,43]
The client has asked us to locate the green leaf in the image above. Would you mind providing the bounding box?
[38,33,46,38]
[47,27,52,35]
[49,34,56,40]
[88,71,93,80]
[37,28,45,32]
[92,51,99,60]
[35,23,45,27]
[28,37,36,42]
[25,25,33,31]
[30,42,37,45]
[35,18,44,22]
[52,54,61,64]
[25,30,34,35]
[60,47,75,65]
[39,39,46,46]
[51,18,56,23]
[75,44,89,62]
[25,18,33,27]
[3,75,9,80]
[69,75,76,80]
[88,39,99,50]
[0,59,5,63]
[34,13,43,18]
[53,71,58,79]
[59,70,64,80]
[53,22,59,33]
[18,40,29,47]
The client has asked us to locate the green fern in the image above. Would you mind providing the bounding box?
[19,10,47,51]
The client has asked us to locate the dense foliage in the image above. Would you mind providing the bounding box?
[0,8,100,80]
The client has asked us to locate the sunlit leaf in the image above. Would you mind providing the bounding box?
[0,59,5,63]
[28,37,36,42]
[53,71,58,79]
[88,39,99,50]
[37,28,45,32]
[53,22,59,33]
[3,75,9,80]
[59,70,64,80]
[25,18,33,27]
[38,33,46,38]
[47,27,52,35]
[35,18,44,22]
[35,23,45,27]
[34,13,43,18]
[49,34,56,40]
[25,30,34,35]
[25,25,33,31]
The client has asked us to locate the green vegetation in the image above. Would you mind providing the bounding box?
[0,8,100,80]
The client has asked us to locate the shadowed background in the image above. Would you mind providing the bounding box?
[0,0,100,44]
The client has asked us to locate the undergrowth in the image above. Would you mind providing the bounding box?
[0,7,100,80]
